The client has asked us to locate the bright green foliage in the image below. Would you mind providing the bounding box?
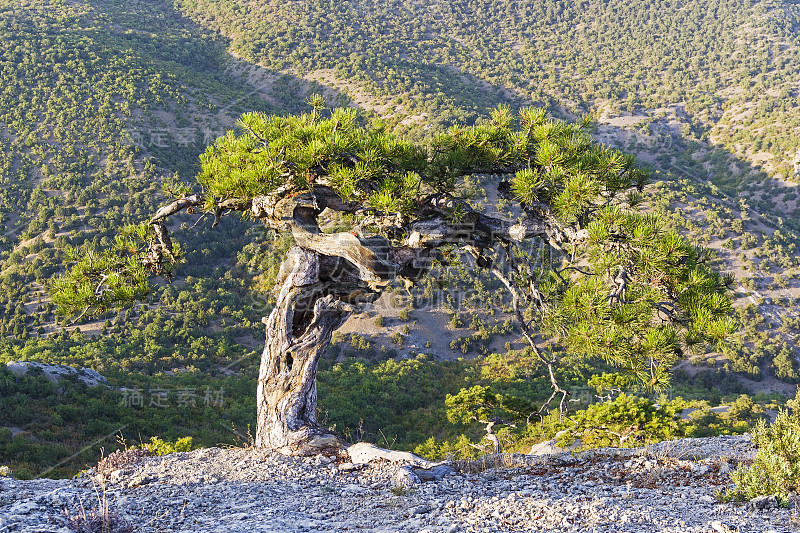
[414,434,480,461]
[198,105,426,211]
[562,393,682,448]
[426,387,769,459]
[427,105,645,197]
[446,386,499,424]
[50,224,179,317]
[789,390,800,412]
[727,405,800,503]
[134,436,195,456]
[586,372,631,392]
[546,208,735,388]
[0,465,12,477]
[509,118,645,221]
[196,101,644,220]
[771,344,799,382]
[724,394,767,426]
[445,385,533,425]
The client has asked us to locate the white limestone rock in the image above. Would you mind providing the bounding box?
[6,361,107,387]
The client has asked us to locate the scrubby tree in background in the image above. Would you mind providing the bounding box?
[445,385,533,453]
[51,99,734,455]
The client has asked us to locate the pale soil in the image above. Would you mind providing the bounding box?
[2,435,797,533]
[302,68,404,119]
[337,292,509,361]
[598,114,649,128]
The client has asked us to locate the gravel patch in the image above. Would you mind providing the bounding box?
[1,435,797,532]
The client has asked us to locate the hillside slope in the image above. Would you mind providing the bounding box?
[175,0,800,184]
[170,0,800,383]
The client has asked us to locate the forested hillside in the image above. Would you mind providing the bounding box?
[170,0,800,384]
[0,0,311,477]
[0,0,799,478]
[175,0,800,181]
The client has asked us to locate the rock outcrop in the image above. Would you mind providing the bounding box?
[5,361,107,387]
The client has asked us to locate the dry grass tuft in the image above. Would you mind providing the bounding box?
[94,448,151,479]
[63,478,134,533]
[452,453,539,474]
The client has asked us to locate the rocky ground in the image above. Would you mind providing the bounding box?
[1,435,797,533]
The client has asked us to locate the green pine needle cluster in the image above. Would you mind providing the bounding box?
[198,101,646,225]
[565,392,683,449]
[198,101,425,212]
[50,224,180,318]
[545,205,733,388]
[445,385,534,425]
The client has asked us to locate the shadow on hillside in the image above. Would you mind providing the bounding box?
[377,59,519,131]
[87,0,345,177]
[595,111,800,229]
[87,1,800,389]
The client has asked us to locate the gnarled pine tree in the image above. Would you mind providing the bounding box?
[51,101,734,455]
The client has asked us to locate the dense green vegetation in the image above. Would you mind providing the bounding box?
[0,0,296,476]
[169,0,800,389]
[724,391,800,504]
[175,0,800,181]
[0,360,254,478]
[0,0,799,478]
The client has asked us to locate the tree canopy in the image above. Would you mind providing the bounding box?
[51,102,734,448]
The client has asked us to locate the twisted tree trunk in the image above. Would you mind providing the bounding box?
[146,187,581,455]
[254,247,352,454]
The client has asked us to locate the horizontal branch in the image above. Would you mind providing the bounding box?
[143,177,588,304]
[149,194,204,224]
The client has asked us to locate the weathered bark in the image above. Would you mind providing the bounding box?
[254,247,353,454]
[146,180,586,455]
[483,420,501,454]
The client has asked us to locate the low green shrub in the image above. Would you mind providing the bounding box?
[134,436,194,456]
[563,393,683,448]
[725,399,800,503]
[414,435,479,461]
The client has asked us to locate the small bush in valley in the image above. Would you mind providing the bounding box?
[134,436,194,456]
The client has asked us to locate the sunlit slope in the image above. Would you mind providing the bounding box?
[175,0,800,187]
